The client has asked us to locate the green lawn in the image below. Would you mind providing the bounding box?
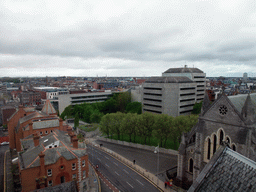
[107,134,179,150]
[79,124,98,132]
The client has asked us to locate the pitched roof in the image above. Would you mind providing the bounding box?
[144,76,193,83]
[189,146,256,192]
[163,67,204,74]
[41,100,57,115]
[19,130,87,170]
[228,93,256,113]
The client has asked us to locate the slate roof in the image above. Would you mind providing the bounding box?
[163,67,203,74]
[189,146,256,192]
[19,130,87,170]
[32,119,59,129]
[144,76,193,83]
[228,93,256,113]
[33,180,78,192]
[41,100,57,115]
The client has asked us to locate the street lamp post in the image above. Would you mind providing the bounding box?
[154,145,159,185]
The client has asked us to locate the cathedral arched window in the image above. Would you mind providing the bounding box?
[226,136,231,145]
[213,134,217,154]
[232,144,236,151]
[189,158,194,173]
[207,138,211,160]
[219,130,224,145]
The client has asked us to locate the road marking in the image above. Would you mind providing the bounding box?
[97,158,101,161]
[105,163,110,167]
[113,162,118,166]
[126,181,134,188]
[105,156,109,160]
[115,171,120,176]
[123,169,129,174]
[136,179,144,186]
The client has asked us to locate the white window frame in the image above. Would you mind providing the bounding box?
[47,169,52,176]
[40,131,43,135]
[48,180,53,186]
[82,160,85,167]
[45,130,48,134]
[83,170,86,179]
[50,130,53,133]
[72,163,76,170]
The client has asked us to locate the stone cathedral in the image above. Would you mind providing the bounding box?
[177,92,256,185]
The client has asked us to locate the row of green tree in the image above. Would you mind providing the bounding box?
[100,112,198,148]
[60,92,142,124]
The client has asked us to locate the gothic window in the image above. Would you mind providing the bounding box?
[207,138,211,160]
[189,158,194,173]
[232,144,236,151]
[226,137,231,145]
[219,130,224,145]
[213,134,217,154]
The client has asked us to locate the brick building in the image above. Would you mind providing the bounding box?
[1,105,16,125]
[7,100,67,151]
[177,93,256,187]
[18,129,89,191]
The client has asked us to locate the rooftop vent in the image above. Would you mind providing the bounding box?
[44,139,48,143]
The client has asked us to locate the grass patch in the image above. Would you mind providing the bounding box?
[79,124,98,132]
[108,134,179,150]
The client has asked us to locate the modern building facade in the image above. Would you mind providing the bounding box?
[162,66,206,102]
[58,91,113,114]
[142,66,206,117]
[142,76,197,117]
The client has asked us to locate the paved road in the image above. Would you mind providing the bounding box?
[87,144,161,192]
[0,145,9,192]
[95,140,177,176]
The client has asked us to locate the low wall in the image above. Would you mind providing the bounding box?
[97,137,178,156]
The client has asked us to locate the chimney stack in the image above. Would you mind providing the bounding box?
[67,127,72,135]
[39,152,45,176]
[73,136,78,148]
[29,123,33,135]
[33,133,40,147]
[59,118,63,131]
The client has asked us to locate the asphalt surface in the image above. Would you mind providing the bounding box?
[95,140,177,176]
[0,144,9,192]
[87,144,161,192]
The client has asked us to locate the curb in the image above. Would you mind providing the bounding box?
[4,150,7,192]
[89,142,170,192]
[89,162,101,192]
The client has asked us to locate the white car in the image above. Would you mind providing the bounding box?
[0,141,9,146]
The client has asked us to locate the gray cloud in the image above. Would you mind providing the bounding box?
[0,0,256,77]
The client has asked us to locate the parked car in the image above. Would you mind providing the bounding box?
[0,141,9,146]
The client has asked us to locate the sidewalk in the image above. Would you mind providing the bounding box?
[88,139,184,192]
[4,150,14,192]
[88,163,101,192]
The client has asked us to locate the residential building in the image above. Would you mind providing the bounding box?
[7,100,68,151]
[18,129,89,192]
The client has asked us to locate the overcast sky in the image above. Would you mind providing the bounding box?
[1,0,256,77]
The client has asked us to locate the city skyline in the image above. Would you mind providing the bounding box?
[1,0,256,77]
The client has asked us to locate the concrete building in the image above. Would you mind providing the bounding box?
[142,77,197,117]
[58,91,113,114]
[162,66,206,102]
[141,66,206,117]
